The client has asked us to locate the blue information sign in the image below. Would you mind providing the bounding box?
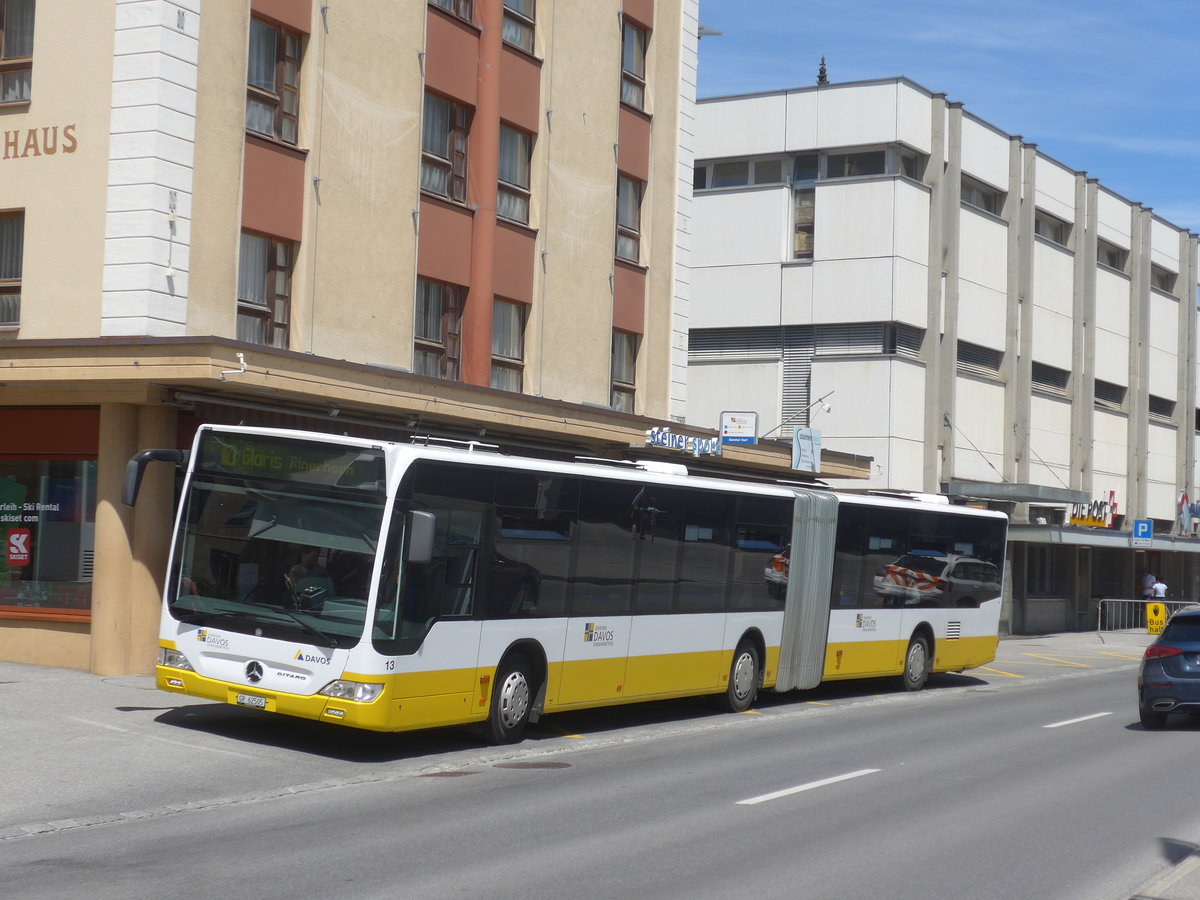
[1132,519,1153,547]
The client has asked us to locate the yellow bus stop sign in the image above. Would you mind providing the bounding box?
[1147,602,1167,634]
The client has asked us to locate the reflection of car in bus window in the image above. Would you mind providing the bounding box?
[764,543,790,599]
[873,552,1001,608]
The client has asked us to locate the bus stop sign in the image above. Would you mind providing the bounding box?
[1147,602,1167,635]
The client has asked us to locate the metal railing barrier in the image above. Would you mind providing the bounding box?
[1097,598,1194,638]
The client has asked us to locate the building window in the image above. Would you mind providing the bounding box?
[502,0,534,53]
[793,188,814,259]
[1034,210,1071,247]
[792,154,818,181]
[620,20,647,109]
[498,125,532,224]
[611,330,637,412]
[616,175,643,263]
[246,18,301,145]
[429,0,472,21]
[236,232,293,349]
[1149,395,1176,422]
[956,341,1003,378]
[491,299,525,391]
[0,0,33,103]
[1097,239,1128,272]
[825,150,886,179]
[414,279,463,381]
[0,210,22,326]
[692,166,707,190]
[421,92,470,203]
[1031,361,1070,396]
[1094,380,1127,411]
[962,176,1003,216]
[1151,264,1177,295]
[710,160,748,188]
[895,148,925,180]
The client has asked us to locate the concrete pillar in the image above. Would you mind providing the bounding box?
[90,403,139,675]
[128,405,177,673]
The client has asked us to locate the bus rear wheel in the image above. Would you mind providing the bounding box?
[900,634,930,692]
[485,653,534,744]
[724,641,760,712]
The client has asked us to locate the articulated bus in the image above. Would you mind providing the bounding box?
[123,425,1008,743]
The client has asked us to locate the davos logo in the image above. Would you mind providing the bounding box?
[855,613,877,632]
[583,622,615,646]
[294,649,332,665]
[195,629,231,649]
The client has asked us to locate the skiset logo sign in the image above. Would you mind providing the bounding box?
[6,528,31,566]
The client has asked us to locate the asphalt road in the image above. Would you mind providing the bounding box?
[2,631,1196,899]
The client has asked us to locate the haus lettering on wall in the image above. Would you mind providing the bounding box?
[3,124,78,160]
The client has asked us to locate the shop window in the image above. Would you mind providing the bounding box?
[1,0,33,103]
[502,0,534,53]
[0,210,22,326]
[497,124,532,224]
[616,174,643,263]
[620,19,647,110]
[414,278,463,381]
[0,460,96,619]
[246,17,301,145]
[421,92,470,203]
[491,298,525,392]
[611,329,637,412]
[236,231,293,349]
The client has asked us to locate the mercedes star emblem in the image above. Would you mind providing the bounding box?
[245,660,264,683]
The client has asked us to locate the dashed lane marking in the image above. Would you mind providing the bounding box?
[736,768,882,806]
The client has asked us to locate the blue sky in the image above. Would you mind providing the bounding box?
[695,0,1200,232]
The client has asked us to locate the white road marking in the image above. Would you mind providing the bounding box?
[1043,712,1112,729]
[737,768,881,806]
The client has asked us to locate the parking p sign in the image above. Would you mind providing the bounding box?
[1132,519,1153,548]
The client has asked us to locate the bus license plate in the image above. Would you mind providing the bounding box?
[236,693,267,709]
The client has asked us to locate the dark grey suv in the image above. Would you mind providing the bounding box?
[1138,605,1200,729]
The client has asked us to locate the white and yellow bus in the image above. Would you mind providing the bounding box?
[124,425,1007,743]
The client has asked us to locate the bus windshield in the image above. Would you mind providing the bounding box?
[166,433,387,648]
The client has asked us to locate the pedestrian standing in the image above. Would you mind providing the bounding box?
[1153,578,1168,599]
[1143,569,1157,600]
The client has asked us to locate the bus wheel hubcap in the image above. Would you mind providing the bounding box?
[732,652,755,700]
[499,671,530,728]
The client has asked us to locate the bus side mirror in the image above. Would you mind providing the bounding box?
[407,510,435,563]
[122,449,186,506]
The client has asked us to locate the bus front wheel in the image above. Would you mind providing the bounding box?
[900,634,930,692]
[724,641,760,712]
[485,653,534,744]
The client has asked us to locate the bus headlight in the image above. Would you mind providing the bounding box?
[319,680,383,703]
[158,647,194,671]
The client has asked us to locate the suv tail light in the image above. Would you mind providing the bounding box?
[1145,645,1184,660]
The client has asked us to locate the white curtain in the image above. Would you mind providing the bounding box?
[0,216,23,280]
[237,233,268,304]
[246,20,276,90]
[2,0,34,58]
